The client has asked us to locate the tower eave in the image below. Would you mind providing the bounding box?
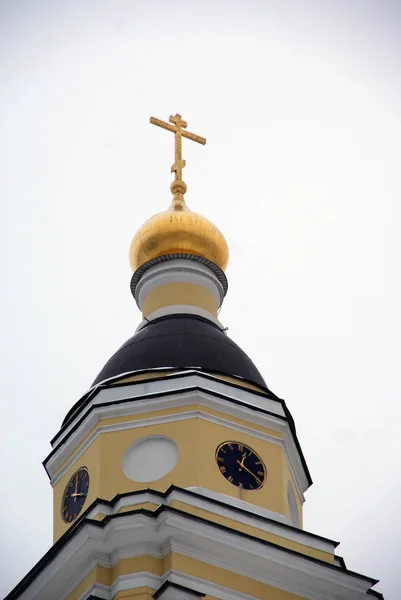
[5,493,381,600]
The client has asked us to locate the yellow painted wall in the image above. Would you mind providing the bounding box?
[66,565,110,600]
[53,408,302,541]
[112,556,162,578]
[98,418,201,497]
[67,553,308,600]
[92,497,331,563]
[119,501,159,513]
[168,500,333,564]
[197,420,285,514]
[116,371,268,395]
[171,553,306,600]
[96,418,285,511]
[142,282,217,317]
[53,436,101,541]
[212,373,268,394]
[116,371,177,384]
[113,590,154,600]
[53,404,283,478]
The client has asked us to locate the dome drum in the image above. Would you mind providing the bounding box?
[133,257,226,314]
[130,253,228,299]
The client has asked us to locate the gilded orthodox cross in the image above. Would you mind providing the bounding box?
[150,113,206,182]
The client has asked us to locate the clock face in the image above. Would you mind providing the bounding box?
[216,441,266,490]
[61,467,90,523]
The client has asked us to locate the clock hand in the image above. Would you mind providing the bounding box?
[238,452,247,470]
[236,460,262,486]
[74,474,78,502]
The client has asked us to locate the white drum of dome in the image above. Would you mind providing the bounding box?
[122,435,179,482]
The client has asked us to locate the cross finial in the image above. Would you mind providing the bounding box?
[150,113,206,208]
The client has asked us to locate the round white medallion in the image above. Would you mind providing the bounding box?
[122,435,178,482]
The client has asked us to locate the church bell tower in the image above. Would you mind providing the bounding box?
[6,114,384,600]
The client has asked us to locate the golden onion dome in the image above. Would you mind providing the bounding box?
[129,180,229,272]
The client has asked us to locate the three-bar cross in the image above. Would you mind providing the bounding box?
[150,114,206,182]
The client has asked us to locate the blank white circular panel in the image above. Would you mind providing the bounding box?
[122,435,178,482]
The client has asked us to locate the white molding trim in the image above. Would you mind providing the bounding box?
[134,259,225,310]
[53,366,285,447]
[48,402,306,502]
[184,487,291,526]
[84,488,336,554]
[51,408,283,481]
[136,305,225,332]
[47,377,308,499]
[16,508,377,600]
[81,570,260,600]
[55,373,285,446]
[81,582,109,599]
[109,541,164,566]
[81,572,161,600]
[112,572,161,596]
[80,570,259,600]
[62,557,98,599]
[167,570,260,600]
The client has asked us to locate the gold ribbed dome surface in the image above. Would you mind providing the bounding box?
[129,193,229,272]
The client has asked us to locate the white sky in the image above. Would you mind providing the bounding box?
[1,1,401,597]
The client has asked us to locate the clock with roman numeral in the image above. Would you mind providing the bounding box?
[61,467,90,523]
[216,441,266,490]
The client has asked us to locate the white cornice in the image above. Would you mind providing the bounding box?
[86,487,290,527]
[82,570,258,600]
[47,400,307,502]
[46,375,309,498]
[12,508,377,600]
[55,372,285,446]
[81,572,161,600]
[62,557,98,600]
[84,488,337,555]
[167,570,265,600]
[183,487,291,526]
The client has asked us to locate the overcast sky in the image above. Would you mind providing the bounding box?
[1,1,401,597]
